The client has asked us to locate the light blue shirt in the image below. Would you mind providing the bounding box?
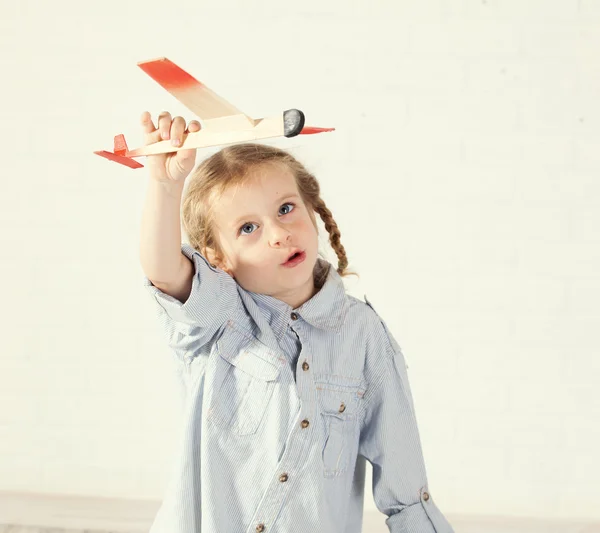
[143,243,455,533]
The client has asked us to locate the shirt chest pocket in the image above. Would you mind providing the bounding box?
[316,380,365,478]
[208,324,284,436]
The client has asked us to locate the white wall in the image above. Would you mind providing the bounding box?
[0,0,598,523]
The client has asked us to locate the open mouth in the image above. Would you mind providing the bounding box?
[282,250,306,267]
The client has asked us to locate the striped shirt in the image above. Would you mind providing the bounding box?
[142,243,455,533]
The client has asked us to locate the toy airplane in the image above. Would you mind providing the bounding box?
[94,57,335,169]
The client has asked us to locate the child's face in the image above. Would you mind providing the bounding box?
[210,163,320,308]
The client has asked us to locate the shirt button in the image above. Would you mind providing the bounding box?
[301,419,310,428]
[302,361,309,371]
[291,312,298,320]
[279,473,289,482]
[339,402,346,413]
[256,524,266,532]
[423,491,430,501]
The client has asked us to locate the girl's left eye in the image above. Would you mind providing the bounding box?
[279,202,295,215]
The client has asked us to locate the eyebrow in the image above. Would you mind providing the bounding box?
[230,193,300,228]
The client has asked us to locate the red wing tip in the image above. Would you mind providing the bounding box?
[137,56,169,66]
[300,127,336,135]
[137,57,200,90]
[94,150,144,169]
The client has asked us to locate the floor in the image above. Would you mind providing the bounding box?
[0,529,112,533]
[1,492,599,533]
[3,518,600,533]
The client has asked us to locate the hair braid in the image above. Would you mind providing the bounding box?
[312,197,349,276]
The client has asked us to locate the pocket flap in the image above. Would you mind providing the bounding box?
[316,380,365,420]
[216,323,283,381]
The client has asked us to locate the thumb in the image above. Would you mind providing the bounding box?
[175,147,197,169]
[166,152,193,182]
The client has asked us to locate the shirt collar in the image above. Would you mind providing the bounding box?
[249,258,349,336]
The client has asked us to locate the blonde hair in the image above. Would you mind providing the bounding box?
[181,143,357,286]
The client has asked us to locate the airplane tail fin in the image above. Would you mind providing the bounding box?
[94,134,144,169]
[113,134,129,155]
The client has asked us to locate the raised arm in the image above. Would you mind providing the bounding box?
[139,110,199,294]
[140,176,192,302]
[137,111,240,364]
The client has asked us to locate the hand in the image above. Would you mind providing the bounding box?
[140,111,201,183]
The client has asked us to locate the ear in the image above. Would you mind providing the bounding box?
[204,246,235,278]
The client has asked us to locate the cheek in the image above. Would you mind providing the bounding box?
[236,244,268,267]
[300,215,318,237]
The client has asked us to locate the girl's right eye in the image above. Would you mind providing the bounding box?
[240,222,258,236]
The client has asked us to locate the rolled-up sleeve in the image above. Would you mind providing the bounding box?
[142,243,240,364]
[359,322,455,533]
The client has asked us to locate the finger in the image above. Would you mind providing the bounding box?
[140,111,156,134]
[141,112,161,145]
[170,116,186,146]
[185,120,201,133]
[157,111,172,140]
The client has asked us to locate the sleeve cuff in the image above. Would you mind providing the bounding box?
[385,487,455,533]
[142,243,229,331]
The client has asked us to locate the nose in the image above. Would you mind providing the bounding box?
[267,220,292,247]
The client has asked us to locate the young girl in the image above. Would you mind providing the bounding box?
[139,110,455,533]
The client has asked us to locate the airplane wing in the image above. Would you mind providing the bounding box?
[138,57,251,123]
[94,57,335,169]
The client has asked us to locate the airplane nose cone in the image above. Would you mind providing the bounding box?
[283,109,305,137]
